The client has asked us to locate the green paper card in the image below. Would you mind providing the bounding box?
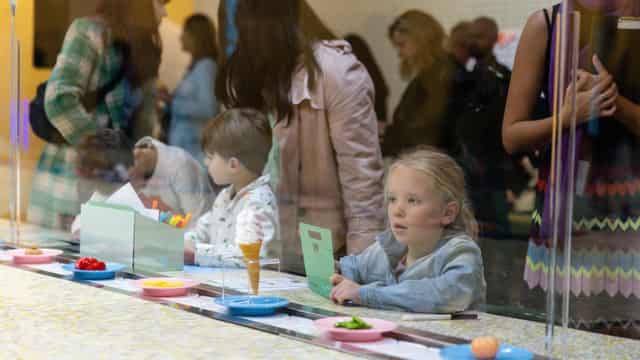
[299,223,334,298]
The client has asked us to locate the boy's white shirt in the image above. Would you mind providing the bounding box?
[185,174,280,267]
[136,137,214,225]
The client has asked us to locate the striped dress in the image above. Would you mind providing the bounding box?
[524,4,640,332]
[27,17,155,230]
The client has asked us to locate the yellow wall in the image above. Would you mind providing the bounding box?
[0,0,51,161]
[0,1,49,220]
[167,0,195,25]
[0,0,193,220]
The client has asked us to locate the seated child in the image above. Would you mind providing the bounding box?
[129,136,214,221]
[331,148,486,313]
[72,129,213,237]
[184,108,279,266]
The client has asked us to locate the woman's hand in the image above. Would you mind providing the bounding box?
[330,274,362,305]
[592,55,618,115]
[561,55,618,126]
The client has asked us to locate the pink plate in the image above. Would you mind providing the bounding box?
[7,249,63,265]
[314,317,397,342]
[133,277,200,297]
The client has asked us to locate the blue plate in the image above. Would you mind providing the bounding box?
[62,262,125,281]
[214,295,289,316]
[440,344,533,360]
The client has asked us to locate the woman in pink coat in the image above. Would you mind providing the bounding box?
[216,0,385,274]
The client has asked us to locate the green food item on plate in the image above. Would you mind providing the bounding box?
[334,316,372,330]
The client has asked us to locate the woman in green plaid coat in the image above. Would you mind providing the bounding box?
[28,0,168,230]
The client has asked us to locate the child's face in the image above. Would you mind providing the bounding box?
[205,152,233,186]
[386,165,452,247]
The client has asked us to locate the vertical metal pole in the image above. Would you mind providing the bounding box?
[9,0,21,247]
[545,0,570,352]
[562,12,581,332]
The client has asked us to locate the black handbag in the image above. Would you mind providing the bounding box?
[29,69,125,145]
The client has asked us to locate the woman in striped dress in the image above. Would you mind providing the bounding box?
[504,0,640,337]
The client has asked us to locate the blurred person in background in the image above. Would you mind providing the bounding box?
[163,14,219,164]
[382,10,456,158]
[28,0,167,230]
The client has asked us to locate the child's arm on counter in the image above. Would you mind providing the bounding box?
[359,243,483,313]
[337,242,381,284]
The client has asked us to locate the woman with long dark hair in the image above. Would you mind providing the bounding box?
[27,0,168,230]
[166,14,219,163]
[216,0,385,274]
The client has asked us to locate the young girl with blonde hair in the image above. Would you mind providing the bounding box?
[331,148,486,313]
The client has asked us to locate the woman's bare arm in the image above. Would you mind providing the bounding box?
[502,10,555,154]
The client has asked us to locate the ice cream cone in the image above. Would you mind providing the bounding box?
[239,241,262,295]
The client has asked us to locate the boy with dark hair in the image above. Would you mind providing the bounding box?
[185,108,279,266]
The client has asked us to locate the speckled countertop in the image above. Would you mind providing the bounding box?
[1,217,638,360]
[271,283,640,360]
[0,265,358,360]
[164,268,640,360]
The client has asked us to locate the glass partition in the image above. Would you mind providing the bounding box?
[552,0,640,345]
[3,0,639,358]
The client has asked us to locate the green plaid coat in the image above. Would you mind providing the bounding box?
[28,18,156,230]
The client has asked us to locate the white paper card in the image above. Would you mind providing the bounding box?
[106,183,159,221]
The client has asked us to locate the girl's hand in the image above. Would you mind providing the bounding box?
[330,273,344,285]
[330,276,362,305]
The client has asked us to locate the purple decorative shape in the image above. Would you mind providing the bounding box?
[22,98,29,150]
[10,100,17,146]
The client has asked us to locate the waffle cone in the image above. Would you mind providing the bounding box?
[239,242,262,295]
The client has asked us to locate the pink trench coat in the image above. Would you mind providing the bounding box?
[274,40,386,274]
